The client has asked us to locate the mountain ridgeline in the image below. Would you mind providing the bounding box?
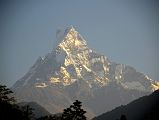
[12,26,159,118]
[93,90,159,120]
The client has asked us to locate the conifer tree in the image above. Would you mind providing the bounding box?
[0,85,15,103]
[22,105,35,120]
[62,100,86,120]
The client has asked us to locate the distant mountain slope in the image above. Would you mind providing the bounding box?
[18,102,50,118]
[12,26,159,118]
[93,90,159,120]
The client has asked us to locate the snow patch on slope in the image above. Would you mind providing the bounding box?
[121,81,146,91]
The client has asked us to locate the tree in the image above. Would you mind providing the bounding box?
[120,114,127,120]
[0,84,25,120]
[0,85,15,103]
[62,100,86,120]
[22,105,35,120]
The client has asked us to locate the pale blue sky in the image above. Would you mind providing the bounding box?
[0,0,159,86]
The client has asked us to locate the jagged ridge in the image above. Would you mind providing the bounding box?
[12,26,159,118]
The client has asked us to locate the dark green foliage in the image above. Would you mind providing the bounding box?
[0,84,35,120]
[37,100,87,120]
[62,100,86,120]
[0,84,87,120]
[0,85,15,103]
[0,84,24,120]
[0,101,25,120]
[0,84,86,120]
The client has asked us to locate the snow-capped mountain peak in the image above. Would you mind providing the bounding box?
[50,26,110,86]
[13,26,159,91]
[12,26,159,118]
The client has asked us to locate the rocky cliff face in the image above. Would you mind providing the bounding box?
[12,26,159,118]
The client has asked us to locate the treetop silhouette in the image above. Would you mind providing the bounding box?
[0,84,15,103]
[62,100,86,120]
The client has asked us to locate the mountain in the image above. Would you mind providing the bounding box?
[93,90,159,120]
[18,102,50,118]
[12,26,159,118]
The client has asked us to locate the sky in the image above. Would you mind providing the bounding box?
[0,0,159,87]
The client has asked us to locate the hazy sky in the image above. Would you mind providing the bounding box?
[0,0,159,86]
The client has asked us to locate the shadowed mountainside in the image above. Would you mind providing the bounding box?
[12,27,159,118]
[93,90,159,120]
[18,102,50,118]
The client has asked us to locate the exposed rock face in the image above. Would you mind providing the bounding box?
[12,26,159,118]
